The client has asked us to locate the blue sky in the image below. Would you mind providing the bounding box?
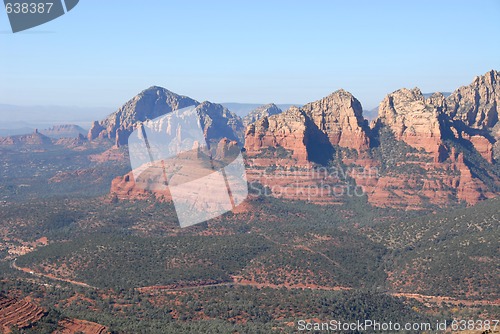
[1,0,499,112]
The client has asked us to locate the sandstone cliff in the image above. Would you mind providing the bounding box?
[377,88,443,155]
[446,69,499,162]
[244,90,371,168]
[368,70,499,206]
[244,106,310,167]
[196,101,245,144]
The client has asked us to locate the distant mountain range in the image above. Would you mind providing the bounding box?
[220,103,297,117]
[0,73,498,331]
[0,102,296,137]
[0,104,113,127]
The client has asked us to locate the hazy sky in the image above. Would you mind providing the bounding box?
[1,0,499,111]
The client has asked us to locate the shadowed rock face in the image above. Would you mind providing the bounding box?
[445,70,500,162]
[244,90,371,166]
[242,72,499,207]
[87,87,246,148]
[377,71,499,163]
[300,89,370,152]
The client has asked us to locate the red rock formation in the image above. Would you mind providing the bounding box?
[245,167,346,205]
[245,106,310,167]
[87,121,105,141]
[242,91,374,205]
[446,70,499,163]
[215,138,240,161]
[245,90,372,168]
[377,88,443,154]
[55,318,109,334]
[455,153,489,205]
[301,89,370,152]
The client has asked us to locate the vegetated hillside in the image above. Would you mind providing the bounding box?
[13,196,388,291]
[3,195,391,293]
[1,194,498,332]
[366,197,500,300]
[0,72,499,333]
[16,234,273,290]
[4,191,497,302]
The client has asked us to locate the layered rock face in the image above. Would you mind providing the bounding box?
[445,70,499,162]
[244,106,310,167]
[196,102,245,144]
[88,86,199,146]
[301,89,370,151]
[244,90,371,167]
[377,88,443,154]
[87,87,245,148]
[243,103,282,127]
[243,72,499,207]
[243,91,372,204]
